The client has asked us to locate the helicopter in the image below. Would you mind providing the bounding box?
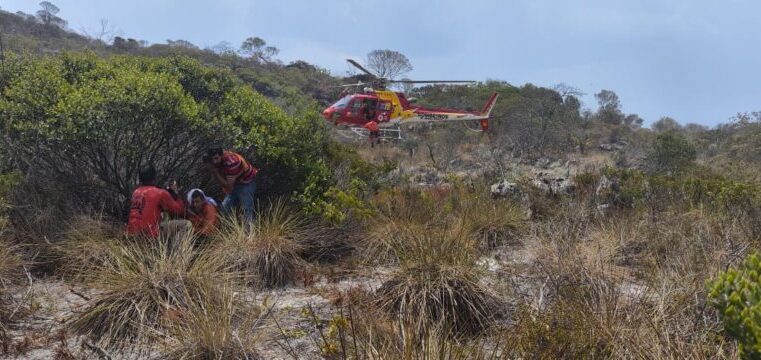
[322,59,499,133]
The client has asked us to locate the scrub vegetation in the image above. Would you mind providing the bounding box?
[2,4,761,359]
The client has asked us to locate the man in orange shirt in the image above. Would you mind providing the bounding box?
[187,189,219,237]
[206,148,258,223]
[127,165,189,240]
[363,120,380,148]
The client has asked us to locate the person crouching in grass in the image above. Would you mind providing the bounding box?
[127,164,190,249]
[186,188,219,240]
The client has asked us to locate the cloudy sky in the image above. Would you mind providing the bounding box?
[2,0,759,126]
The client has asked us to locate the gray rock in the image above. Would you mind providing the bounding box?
[491,180,519,198]
[599,141,628,152]
[535,157,552,169]
[596,175,612,198]
[531,172,575,195]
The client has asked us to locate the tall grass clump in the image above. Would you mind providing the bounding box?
[293,287,504,360]
[54,215,123,280]
[461,196,526,250]
[0,225,25,336]
[503,197,739,358]
[373,221,500,335]
[67,232,238,350]
[213,200,309,288]
[159,286,262,360]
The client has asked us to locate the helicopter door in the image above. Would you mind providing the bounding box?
[346,98,363,122]
[377,101,392,123]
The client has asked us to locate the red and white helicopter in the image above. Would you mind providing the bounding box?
[322,59,499,134]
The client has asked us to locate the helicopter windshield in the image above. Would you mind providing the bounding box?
[331,95,352,109]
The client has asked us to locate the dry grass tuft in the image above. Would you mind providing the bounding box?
[505,202,740,359]
[461,197,526,250]
[67,232,238,350]
[301,296,504,360]
[213,200,309,288]
[159,286,262,360]
[54,215,123,280]
[373,222,501,335]
[0,225,25,337]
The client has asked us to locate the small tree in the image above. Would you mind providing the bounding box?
[595,89,624,125]
[36,1,67,27]
[624,114,644,127]
[209,41,236,55]
[112,37,141,52]
[240,37,279,62]
[651,116,682,133]
[366,49,412,79]
[166,39,199,50]
[645,132,696,174]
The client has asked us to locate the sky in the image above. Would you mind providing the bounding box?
[2,0,760,126]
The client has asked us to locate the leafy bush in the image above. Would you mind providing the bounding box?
[0,53,336,217]
[709,252,761,358]
[645,132,697,174]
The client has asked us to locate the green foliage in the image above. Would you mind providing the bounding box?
[600,166,761,233]
[646,132,697,174]
[411,81,581,157]
[299,143,382,223]
[709,253,761,358]
[0,52,337,216]
[573,172,599,197]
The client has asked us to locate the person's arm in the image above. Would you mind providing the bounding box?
[207,164,233,193]
[199,205,219,236]
[159,189,185,216]
[220,155,246,190]
[224,171,243,190]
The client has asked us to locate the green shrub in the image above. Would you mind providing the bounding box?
[0,53,338,217]
[645,132,697,174]
[709,252,761,358]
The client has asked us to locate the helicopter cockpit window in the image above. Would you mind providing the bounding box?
[351,99,363,111]
[332,95,352,109]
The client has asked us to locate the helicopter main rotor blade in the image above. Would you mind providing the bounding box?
[346,59,377,78]
[330,82,369,88]
[389,80,477,84]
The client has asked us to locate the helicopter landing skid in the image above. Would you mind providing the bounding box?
[346,127,403,141]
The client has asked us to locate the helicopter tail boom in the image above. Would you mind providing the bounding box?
[480,92,499,117]
[478,92,499,131]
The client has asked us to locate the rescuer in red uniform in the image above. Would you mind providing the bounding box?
[363,120,380,148]
[126,164,188,240]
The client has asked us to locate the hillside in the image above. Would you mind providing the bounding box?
[3,5,761,360]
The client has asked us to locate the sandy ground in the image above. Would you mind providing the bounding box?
[3,268,391,359]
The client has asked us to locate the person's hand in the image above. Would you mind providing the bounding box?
[169,181,179,194]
